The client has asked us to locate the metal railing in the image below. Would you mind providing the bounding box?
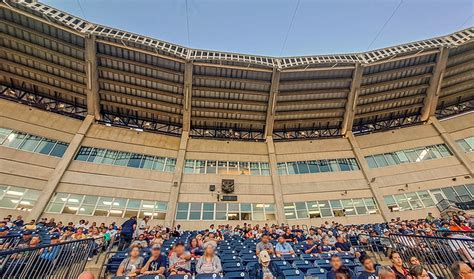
[0,238,95,279]
[389,233,474,279]
[0,234,23,251]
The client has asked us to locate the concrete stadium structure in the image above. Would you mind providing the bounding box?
[0,0,473,229]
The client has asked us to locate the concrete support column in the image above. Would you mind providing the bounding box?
[85,35,101,120]
[28,115,94,220]
[164,131,189,228]
[430,116,474,175]
[346,132,390,221]
[266,136,287,224]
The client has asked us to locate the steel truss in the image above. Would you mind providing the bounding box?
[0,85,87,119]
[352,114,422,135]
[436,100,474,119]
[100,111,182,136]
[273,126,341,141]
[190,127,265,141]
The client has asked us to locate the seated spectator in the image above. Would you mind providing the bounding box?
[389,251,408,279]
[409,256,438,279]
[450,261,473,279]
[189,238,203,257]
[168,242,192,275]
[320,236,334,253]
[88,227,104,260]
[16,230,33,248]
[303,236,320,255]
[45,218,56,228]
[0,220,10,236]
[131,233,148,248]
[141,244,167,276]
[408,265,430,279]
[249,250,283,279]
[38,233,61,261]
[336,266,353,279]
[116,244,144,277]
[328,255,345,279]
[358,255,378,279]
[60,228,74,242]
[13,215,24,227]
[196,243,222,274]
[336,235,360,257]
[283,228,296,243]
[72,227,87,240]
[379,266,396,279]
[24,219,36,231]
[327,231,337,245]
[295,230,306,243]
[275,236,294,257]
[150,232,164,247]
[203,233,218,248]
[256,234,274,255]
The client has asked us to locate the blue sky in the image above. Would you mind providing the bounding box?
[43,0,473,57]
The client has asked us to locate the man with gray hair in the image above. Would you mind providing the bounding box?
[450,261,474,279]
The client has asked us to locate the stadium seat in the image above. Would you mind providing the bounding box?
[307,268,328,279]
[292,260,314,273]
[196,273,223,279]
[223,271,250,279]
[223,262,245,273]
[314,259,332,270]
[282,269,305,279]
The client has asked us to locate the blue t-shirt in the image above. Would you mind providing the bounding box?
[302,242,320,254]
[335,242,351,251]
[121,219,137,235]
[144,255,168,272]
[13,220,24,227]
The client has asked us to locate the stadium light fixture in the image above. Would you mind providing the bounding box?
[6,190,23,196]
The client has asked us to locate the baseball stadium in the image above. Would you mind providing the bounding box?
[0,0,473,278]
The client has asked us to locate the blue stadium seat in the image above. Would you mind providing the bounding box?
[300,254,318,261]
[168,275,193,279]
[223,271,250,279]
[282,269,305,279]
[307,268,328,279]
[223,262,245,273]
[274,260,294,271]
[282,254,298,262]
[314,259,331,270]
[196,273,223,279]
[292,260,314,273]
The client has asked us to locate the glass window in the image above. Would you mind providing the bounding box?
[184,160,195,174]
[260,163,270,176]
[337,158,351,171]
[140,155,155,169]
[306,201,320,218]
[127,153,143,168]
[287,162,298,175]
[406,192,423,209]
[102,150,118,164]
[284,203,296,220]
[296,161,310,174]
[50,142,68,157]
[436,144,452,157]
[330,200,344,217]
[88,148,107,163]
[374,154,388,167]
[395,151,409,163]
[165,158,176,172]
[384,153,398,166]
[384,195,399,212]
[308,161,320,173]
[353,198,367,215]
[75,147,92,161]
[277,163,287,175]
[328,159,340,172]
[394,194,411,211]
[0,128,12,144]
[454,185,470,198]
[35,138,56,155]
[206,161,216,174]
[218,161,228,175]
[153,157,166,171]
[341,199,356,216]
[4,131,27,148]
[228,161,239,175]
[19,135,42,152]
[417,191,435,207]
[82,195,99,205]
[366,156,378,168]
[196,160,206,174]
[114,152,131,166]
[348,158,360,170]
[250,162,261,176]
[442,187,457,201]
[318,200,332,217]
[239,162,250,175]
[318,160,330,172]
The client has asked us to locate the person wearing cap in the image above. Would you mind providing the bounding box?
[249,250,283,279]
[302,236,320,255]
[196,243,222,274]
[141,244,167,276]
[16,230,33,248]
[0,220,10,237]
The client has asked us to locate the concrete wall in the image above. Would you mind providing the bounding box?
[0,100,473,226]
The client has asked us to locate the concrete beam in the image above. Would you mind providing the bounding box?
[85,35,101,121]
[28,115,94,221]
[421,47,450,121]
[264,68,281,137]
[164,131,189,228]
[341,63,363,136]
[346,132,390,221]
[430,116,474,175]
[183,61,193,132]
[266,136,287,224]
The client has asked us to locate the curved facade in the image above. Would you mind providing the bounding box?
[0,1,473,229]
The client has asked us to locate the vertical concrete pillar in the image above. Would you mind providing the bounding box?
[28,115,94,220]
[430,116,474,175]
[346,132,390,221]
[266,136,287,224]
[164,131,189,228]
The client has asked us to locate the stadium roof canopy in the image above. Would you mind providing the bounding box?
[0,0,473,141]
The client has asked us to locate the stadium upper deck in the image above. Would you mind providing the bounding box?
[0,0,473,141]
